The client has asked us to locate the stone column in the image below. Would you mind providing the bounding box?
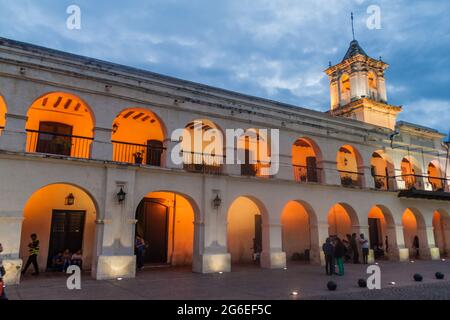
[260,223,286,269]
[418,225,440,260]
[0,114,27,153]
[320,160,341,186]
[386,224,409,261]
[359,165,375,189]
[275,154,294,181]
[0,214,23,285]
[223,146,241,176]
[310,222,329,265]
[164,138,183,170]
[377,76,388,103]
[91,127,113,161]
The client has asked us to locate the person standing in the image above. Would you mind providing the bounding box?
[22,233,40,276]
[334,238,346,276]
[350,233,359,264]
[413,236,420,259]
[385,235,389,253]
[322,238,335,276]
[135,236,146,270]
[359,234,369,264]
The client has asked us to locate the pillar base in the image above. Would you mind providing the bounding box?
[420,247,440,260]
[310,249,325,266]
[92,255,136,280]
[193,253,231,273]
[368,249,375,264]
[260,251,286,269]
[389,248,410,262]
[2,259,22,285]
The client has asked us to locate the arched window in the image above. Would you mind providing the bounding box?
[428,162,444,191]
[337,145,364,187]
[340,74,351,104]
[292,137,323,183]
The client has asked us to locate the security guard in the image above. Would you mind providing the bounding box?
[22,233,40,276]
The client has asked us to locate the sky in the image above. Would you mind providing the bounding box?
[0,0,449,134]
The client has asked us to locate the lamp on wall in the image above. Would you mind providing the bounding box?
[212,194,222,209]
[65,193,75,206]
[117,187,127,203]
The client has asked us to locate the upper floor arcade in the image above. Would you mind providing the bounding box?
[0,37,449,198]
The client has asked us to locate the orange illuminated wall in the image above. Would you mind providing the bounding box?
[237,129,271,177]
[432,211,447,255]
[328,204,352,239]
[401,157,418,188]
[0,95,6,133]
[428,163,443,190]
[227,196,261,263]
[25,92,95,158]
[281,201,311,260]
[139,192,194,266]
[402,209,418,251]
[368,206,387,245]
[111,108,165,164]
[20,184,97,271]
[337,145,361,184]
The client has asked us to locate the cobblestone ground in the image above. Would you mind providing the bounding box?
[6,260,450,300]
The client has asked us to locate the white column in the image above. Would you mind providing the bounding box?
[91,127,113,161]
[320,160,341,185]
[310,222,329,265]
[359,165,375,189]
[164,138,183,170]
[418,225,440,260]
[260,223,286,269]
[377,76,388,103]
[0,114,27,152]
[275,154,294,180]
[387,224,409,261]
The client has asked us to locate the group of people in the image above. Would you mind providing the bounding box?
[322,233,371,276]
[20,233,83,275]
[50,249,83,272]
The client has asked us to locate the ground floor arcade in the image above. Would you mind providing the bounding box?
[0,155,449,285]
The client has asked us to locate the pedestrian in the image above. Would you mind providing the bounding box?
[334,238,346,276]
[385,235,389,253]
[322,238,335,276]
[21,233,40,276]
[350,233,359,264]
[345,234,353,262]
[413,236,420,259]
[135,236,146,270]
[359,234,369,264]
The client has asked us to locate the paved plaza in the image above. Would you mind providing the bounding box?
[6,260,450,300]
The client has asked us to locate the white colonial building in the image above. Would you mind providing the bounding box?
[0,37,449,285]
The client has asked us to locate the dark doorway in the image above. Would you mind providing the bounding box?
[47,210,85,269]
[253,215,263,255]
[36,122,73,156]
[146,140,163,166]
[368,218,381,249]
[136,199,169,264]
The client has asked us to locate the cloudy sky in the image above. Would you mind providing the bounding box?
[0,0,449,134]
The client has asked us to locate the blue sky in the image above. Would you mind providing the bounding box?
[0,0,449,134]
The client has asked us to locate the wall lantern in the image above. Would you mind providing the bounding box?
[65,193,75,206]
[212,194,222,209]
[117,187,127,203]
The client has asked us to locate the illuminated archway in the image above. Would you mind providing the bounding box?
[135,191,196,267]
[337,145,364,187]
[0,94,6,134]
[371,151,394,190]
[111,108,166,166]
[281,200,318,263]
[400,157,422,190]
[340,74,351,104]
[227,196,267,265]
[327,203,359,239]
[25,92,95,159]
[433,209,450,257]
[368,205,395,260]
[20,183,98,272]
[428,162,444,191]
[292,137,323,183]
[238,128,271,177]
[182,119,224,174]
[402,208,426,259]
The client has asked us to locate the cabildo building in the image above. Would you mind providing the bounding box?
[0,37,449,285]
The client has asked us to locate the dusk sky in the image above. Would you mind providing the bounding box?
[0,0,449,134]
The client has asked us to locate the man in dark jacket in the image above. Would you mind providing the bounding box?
[22,234,40,276]
[322,238,335,275]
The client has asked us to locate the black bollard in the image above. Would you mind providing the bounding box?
[358,279,367,288]
[413,273,423,282]
[327,281,337,291]
[435,272,445,280]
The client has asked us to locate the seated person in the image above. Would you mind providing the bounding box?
[52,252,64,272]
[71,250,83,269]
[374,245,385,259]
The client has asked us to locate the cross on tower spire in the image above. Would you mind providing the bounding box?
[351,12,355,40]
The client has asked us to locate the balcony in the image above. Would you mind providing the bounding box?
[241,161,271,177]
[26,129,93,159]
[339,170,364,188]
[112,140,164,166]
[182,151,223,175]
[293,165,322,183]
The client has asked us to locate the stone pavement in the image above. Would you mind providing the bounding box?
[6,260,450,300]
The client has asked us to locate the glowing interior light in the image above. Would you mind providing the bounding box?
[291,291,299,296]
[218,272,223,274]
[117,277,123,281]
[410,260,415,263]
[389,282,396,285]
[284,267,288,270]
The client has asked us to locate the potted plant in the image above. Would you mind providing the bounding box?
[341,176,354,187]
[374,178,385,190]
[133,150,144,164]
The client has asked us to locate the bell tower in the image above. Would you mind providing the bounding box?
[325,14,402,130]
